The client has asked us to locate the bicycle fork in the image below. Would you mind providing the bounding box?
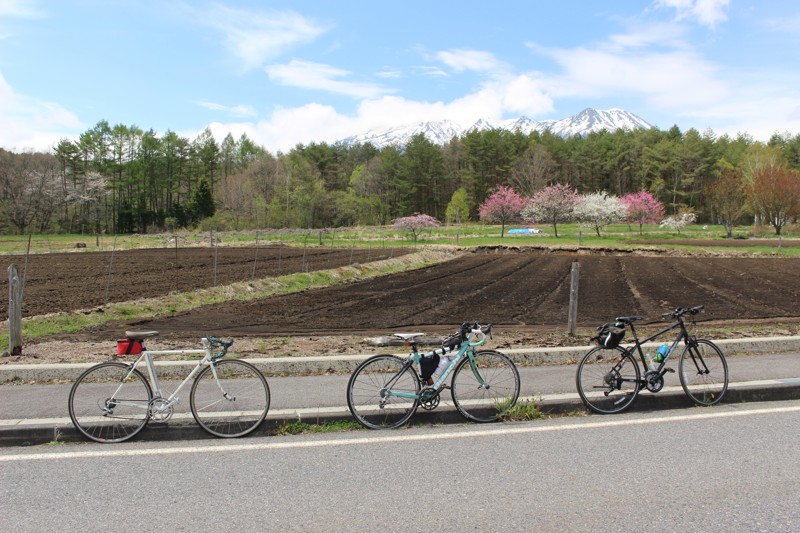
[209,362,236,402]
[684,343,711,376]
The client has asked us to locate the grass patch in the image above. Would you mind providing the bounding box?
[4,223,799,256]
[500,399,546,421]
[276,419,363,435]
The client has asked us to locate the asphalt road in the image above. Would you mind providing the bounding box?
[3,399,800,532]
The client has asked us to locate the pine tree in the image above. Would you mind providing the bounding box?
[189,179,215,223]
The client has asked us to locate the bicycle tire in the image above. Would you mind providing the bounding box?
[678,339,728,406]
[190,359,270,438]
[68,362,153,443]
[451,350,520,423]
[576,346,641,414]
[347,354,420,429]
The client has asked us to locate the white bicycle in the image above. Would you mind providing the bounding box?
[68,331,270,443]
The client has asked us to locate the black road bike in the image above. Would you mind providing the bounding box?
[576,306,729,414]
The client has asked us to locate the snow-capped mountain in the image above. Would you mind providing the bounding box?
[342,108,652,148]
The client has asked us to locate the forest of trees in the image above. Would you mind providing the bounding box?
[1,118,799,235]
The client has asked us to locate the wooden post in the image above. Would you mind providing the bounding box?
[567,262,580,336]
[8,265,22,355]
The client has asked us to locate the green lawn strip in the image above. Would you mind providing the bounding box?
[0,248,461,345]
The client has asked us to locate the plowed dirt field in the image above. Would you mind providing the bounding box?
[0,245,409,320]
[39,246,800,340]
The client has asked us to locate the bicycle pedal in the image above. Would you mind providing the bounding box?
[665,367,675,373]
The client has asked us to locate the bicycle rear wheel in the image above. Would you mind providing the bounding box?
[679,339,728,406]
[190,359,270,438]
[576,347,641,414]
[347,354,420,429]
[451,350,520,422]
[68,362,152,443]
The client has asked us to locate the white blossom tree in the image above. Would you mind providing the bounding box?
[660,211,697,234]
[521,183,580,238]
[573,192,625,236]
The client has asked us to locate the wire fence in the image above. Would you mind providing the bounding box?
[0,229,421,321]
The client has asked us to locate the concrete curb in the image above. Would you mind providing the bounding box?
[3,378,800,447]
[3,336,800,383]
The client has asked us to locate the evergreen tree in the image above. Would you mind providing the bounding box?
[189,178,215,223]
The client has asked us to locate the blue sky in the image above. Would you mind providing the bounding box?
[1,0,799,153]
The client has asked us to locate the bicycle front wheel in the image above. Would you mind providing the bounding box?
[347,354,420,429]
[190,359,270,438]
[451,350,520,422]
[68,362,153,443]
[679,339,728,406]
[576,347,641,414]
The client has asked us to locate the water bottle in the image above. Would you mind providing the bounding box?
[433,355,450,382]
[654,343,669,363]
[646,352,656,371]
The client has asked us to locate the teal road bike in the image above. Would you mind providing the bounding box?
[347,322,521,429]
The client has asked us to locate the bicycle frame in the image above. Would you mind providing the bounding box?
[386,332,488,402]
[627,320,687,374]
[625,312,714,379]
[113,338,225,414]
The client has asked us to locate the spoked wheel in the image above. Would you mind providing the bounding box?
[576,347,641,414]
[68,362,153,443]
[451,350,520,422]
[679,339,728,406]
[347,355,420,429]
[190,359,270,438]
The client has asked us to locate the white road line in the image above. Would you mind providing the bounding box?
[2,403,799,463]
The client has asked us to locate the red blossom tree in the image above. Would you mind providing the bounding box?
[521,183,580,237]
[478,186,527,237]
[393,213,441,243]
[620,190,666,235]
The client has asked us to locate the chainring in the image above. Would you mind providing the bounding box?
[644,370,664,393]
[419,387,440,410]
[149,397,174,422]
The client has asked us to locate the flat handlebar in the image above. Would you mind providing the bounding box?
[661,306,704,319]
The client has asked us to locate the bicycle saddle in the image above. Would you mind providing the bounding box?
[614,316,644,324]
[124,330,160,341]
[393,333,425,340]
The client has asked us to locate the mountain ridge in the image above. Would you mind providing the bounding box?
[342,108,653,148]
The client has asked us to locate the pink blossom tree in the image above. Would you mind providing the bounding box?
[620,190,666,235]
[478,186,527,237]
[393,213,441,243]
[521,183,580,237]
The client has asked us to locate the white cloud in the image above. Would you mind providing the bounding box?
[761,12,800,35]
[192,5,327,71]
[540,43,730,109]
[435,49,508,74]
[0,0,45,18]
[197,100,257,118]
[0,0,46,40]
[0,72,82,151]
[655,0,730,28]
[526,13,733,113]
[265,59,393,99]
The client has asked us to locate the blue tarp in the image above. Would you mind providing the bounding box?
[507,228,541,234]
